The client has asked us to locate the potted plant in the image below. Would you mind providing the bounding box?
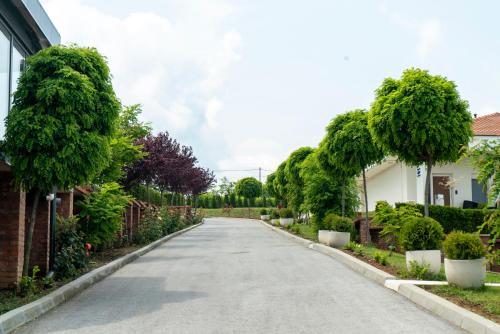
[318,213,334,245]
[328,215,353,248]
[279,208,294,227]
[443,231,486,288]
[399,217,444,275]
[260,208,270,221]
[271,209,280,225]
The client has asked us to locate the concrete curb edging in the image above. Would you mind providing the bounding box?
[258,219,500,334]
[0,221,204,334]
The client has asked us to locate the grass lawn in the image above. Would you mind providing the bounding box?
[429,285,499,323]
[199,207,269,220]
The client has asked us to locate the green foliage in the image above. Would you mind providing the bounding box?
[163,209,183,235]
[468,140,500,203]
[235,177,262,202]
[273,162,288,205]
[369,68,472,215]
[279,208,294,218]
[369,68,472,168]
[284,147,314,213]
[78,182,132,249]
[271,209,280,219]
[478,210,499,263]
[377,202,424,244]
[374,251,388,266]
[290,224,301,234]
[344,242,365,256]
[54,216,88,279]
[259,208,268,215]
[17,266,39,297]
[395,202,490,234]
[134,209,164,244]
[399,217,444,251]
[400,261,431,280]
[443,232,486,260]
[4,45,119,193]
[118,104,152,141]
[320,109,384,178]
[300,152,358,222]
[323,213,353,233]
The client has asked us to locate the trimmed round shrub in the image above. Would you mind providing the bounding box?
[324,213,353,233]
[260,208,268,215]
[280,208,294,218]
[399,216,444,251]
[271,209,280,219]
[443,231,486,260]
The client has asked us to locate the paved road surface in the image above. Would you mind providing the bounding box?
[16,218,463,334]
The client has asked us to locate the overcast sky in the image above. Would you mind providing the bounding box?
[40,0,500,182]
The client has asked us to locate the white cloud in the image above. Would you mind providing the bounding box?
[41,0,241,134]
[417,20,443,60]
[205,97,223,128]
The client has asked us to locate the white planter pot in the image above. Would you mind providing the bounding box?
[444,258,486,288]
[271,218,280,225]
[329,231,350,248]
[405,250,441,275]
[280,218,294,226]
[260,215,270,221]
[318,230,330,244]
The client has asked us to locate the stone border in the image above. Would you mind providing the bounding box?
[259,219,500,334]
[0,221,204,334]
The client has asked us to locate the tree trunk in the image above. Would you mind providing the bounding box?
[341,182,345,217]
[362,169,370,243]
[23,190,41,276]
[424,160,432,217]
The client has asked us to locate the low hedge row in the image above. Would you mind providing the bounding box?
[395,203,490,234]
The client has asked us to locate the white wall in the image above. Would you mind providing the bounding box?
[431,159,474,208]
[364,163,405,211]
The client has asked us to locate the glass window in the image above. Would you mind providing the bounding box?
[0,28,9,139]
[11,46,24,103]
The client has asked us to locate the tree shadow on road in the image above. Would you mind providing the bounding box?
[18,276,208,333]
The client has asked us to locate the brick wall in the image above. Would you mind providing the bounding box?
[57,191,73,219]
[0,172,26,288]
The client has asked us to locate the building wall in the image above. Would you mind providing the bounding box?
[364,163,405,211]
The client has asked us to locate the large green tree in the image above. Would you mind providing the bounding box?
[369,68,472,216]
[284,146,314,213]
[319,110,384,239]
[3,45,120,275]
[235,177,262,203]
[272,162,288,206]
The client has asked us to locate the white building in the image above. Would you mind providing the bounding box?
[361,113,500,211]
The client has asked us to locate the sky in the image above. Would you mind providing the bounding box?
[40,0,500,183]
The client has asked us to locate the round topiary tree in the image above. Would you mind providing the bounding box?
[319,109,384,241]
[284,146,314,214]
[399,216,444,251]
[3,45,120,275]
[369,68,472,216]
[235,177,262,216]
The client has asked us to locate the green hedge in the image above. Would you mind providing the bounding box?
[395,203,489,234]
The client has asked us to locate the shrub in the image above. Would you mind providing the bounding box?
[400,261,431,280]
[271,209,280,219]
[17,266,39,297]
[260,208,268,215]
[395,202,490,233]
[443,232,486,260]
[344,241,364,256]
[324,213,353,233]
[374,251,388,266]
[291,224,300,234]
[54,216,88,279]
[77,182,132,249]
[280,208,294,218]
[399,217,444,251]
[134,208,164,244]
[163,209,182,235]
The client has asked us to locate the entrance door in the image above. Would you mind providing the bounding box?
[471,179,487,204]
[432,176,451,206]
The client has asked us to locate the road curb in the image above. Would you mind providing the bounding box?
[258,219,500,334]
[0,221,204,334]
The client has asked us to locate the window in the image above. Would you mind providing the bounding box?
[0,27,9,138]
[11,45,24,103]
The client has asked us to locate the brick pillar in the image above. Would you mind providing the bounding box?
[359,219,369,245]
[56,191,74,219]
[25,192,50,274]
[0,171,26,288]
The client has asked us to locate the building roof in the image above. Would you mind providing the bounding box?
[473,112,500,136]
